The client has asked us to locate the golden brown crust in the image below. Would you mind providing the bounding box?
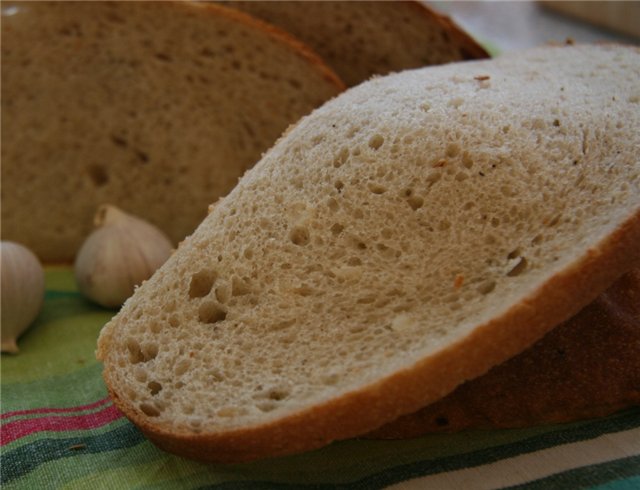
[408,1,490,60]
[369,268,640,438]
[192,2,345,92]
[105,209,640,463]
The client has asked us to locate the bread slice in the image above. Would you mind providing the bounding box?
[1,1,343,263]
[224,1,489,86]
[370,268,640,438]
[96,44,640,463]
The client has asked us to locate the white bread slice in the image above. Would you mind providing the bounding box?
[97,44,640,463]
[1,1,343,263]
[224,0,489,86]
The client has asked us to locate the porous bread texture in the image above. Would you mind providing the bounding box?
[97,44,640,462]
[370,268,640,438]
[225,0,489,86]
[1,1,343,262]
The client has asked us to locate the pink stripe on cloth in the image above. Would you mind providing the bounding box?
[0,404,124,446]
[0,397,112,420]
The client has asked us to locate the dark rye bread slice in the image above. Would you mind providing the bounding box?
[1,1,343,263]
[96,44,640,463]
[370,268,640,438]
[224,0,489,86]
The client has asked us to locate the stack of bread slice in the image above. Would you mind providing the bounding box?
[97,44,640,462]
[223,1,489,86]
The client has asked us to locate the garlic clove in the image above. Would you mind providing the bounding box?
[1,241,45,353]
[74,204,173,308]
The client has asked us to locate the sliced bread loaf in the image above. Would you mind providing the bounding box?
[224,1,489,86]
[1,1,343,262]
[97,44,640,463]
[370,268,640,438]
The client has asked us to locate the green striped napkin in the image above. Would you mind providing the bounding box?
[1,268,638,489]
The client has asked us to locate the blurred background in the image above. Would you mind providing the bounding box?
[428,1,639,53]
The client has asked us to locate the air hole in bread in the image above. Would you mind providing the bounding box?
[368,182,387,194]
[141,342,158,361]
[333,148,349,168]
[407,196,424,211]
[477,280,496,295]
[289,226,310,246]
[461,152,474,169]
[507,257,528,277]
[256,401,277,412]
[87,164,109,187]
[455,171,469,182]
[267,388,290,401]
[174,359,191,376]
[326,198,339,213]
[546,214,561,227]
[168,315,180,328]
[198,301,227,324]
[426,171,442,187]
[189,270,217,299]
[368,134,384,150]
[139,402,160,417]
[148,381,162,396]
[331,223,344,236]
[231,276,251,296]
[126,339,145,364]
[507,248,522,260]
[134,367,147,382]
[215,284,231,304]
[446,143,460,158]
[438,220,451,231]
[347,257,362,266]
[334,180,344,192]
[294,285,314,297]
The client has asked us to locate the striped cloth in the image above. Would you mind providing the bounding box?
[2,267,639,489]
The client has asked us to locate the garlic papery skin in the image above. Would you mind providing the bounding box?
[74,204,173,308]
[1,241,45,353]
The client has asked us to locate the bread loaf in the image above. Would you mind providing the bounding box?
[97,44,640,463]
[370,268,640,438]
[1,1,343,262]
[225,0,489,86]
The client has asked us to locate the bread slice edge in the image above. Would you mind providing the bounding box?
[102,207,640,463]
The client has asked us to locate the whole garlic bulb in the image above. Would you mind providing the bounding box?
[1,241,45,353]
[74,204,173,308]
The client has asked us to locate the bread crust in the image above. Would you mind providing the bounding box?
[408,1,490,60]
[105,209,640,462]
[369,268,640,438]
[226,0,489,87]
[195,2,345,92]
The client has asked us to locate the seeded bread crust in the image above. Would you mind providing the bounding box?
[226,0,489,86]
[98,44,640,463]
[370,268,640,438]
[1,1,343,263]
